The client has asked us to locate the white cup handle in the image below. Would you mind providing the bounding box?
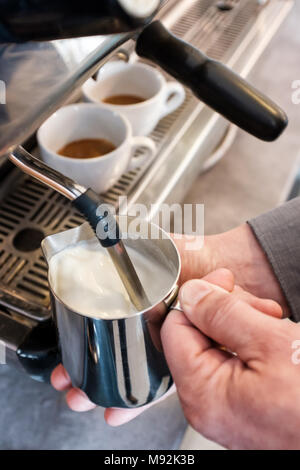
[128,137,156,171]
[160,82,186,120]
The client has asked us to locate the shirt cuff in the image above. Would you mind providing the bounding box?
[248,198,300,322]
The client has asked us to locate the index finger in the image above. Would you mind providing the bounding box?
[161,309,230,390]
[179,279,279,362]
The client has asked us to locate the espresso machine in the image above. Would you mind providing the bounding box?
[0,0,294,387]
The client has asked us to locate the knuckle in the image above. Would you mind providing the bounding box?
[179,387,214,434]
[246,338,269,361]
[248,323,291,362]
[178,386,209,427]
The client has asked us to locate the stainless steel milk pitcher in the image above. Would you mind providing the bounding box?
[42,220,181,408]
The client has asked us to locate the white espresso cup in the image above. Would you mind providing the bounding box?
[82,62,186,136]
[37,103,156,193]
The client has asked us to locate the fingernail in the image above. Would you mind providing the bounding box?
[180,280,213,309]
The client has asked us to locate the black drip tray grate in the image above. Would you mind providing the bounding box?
[0,171,85,320]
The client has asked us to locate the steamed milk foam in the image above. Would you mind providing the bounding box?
[49,238,173,319]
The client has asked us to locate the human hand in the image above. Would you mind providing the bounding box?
[172,224,289,316]
[51,364,176,425]
[161,269,300,449]
[51,268,282,426]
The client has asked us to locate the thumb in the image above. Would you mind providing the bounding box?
[179,279,278,362]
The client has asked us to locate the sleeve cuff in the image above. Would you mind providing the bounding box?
[248,198,300,322]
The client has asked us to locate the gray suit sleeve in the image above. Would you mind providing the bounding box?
[248,197,300,322]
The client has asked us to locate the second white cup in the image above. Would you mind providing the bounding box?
[82,62,186,136]
[37,103,156,194]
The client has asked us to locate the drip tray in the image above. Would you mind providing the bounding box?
[0,171,85,320]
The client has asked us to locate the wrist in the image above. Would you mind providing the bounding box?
[208,224,290,315]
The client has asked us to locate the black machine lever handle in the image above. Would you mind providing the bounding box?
[136,21,288,142]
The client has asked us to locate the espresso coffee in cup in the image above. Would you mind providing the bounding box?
[83,62,186,136]
[58,138,116,159]
[103,94,145,106]
[37,103,156,193]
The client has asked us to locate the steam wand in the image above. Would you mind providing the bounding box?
[9,146,150,312]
